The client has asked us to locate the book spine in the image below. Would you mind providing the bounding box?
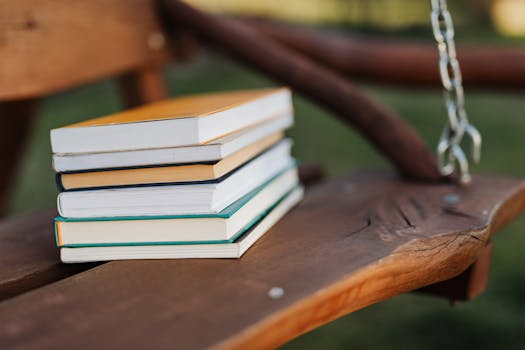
[55,173,65,192]
[53,217,61,247]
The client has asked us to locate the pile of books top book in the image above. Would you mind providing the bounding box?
[51,88,303,263]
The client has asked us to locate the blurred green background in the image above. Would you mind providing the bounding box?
[9,1,525,349]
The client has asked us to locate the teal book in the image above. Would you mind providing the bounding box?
[57,139,294,218]
[55,167,298,247]
[60,187,304,263]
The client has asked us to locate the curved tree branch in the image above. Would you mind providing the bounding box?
[159,0,442,182]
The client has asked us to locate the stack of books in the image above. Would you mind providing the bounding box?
[51,88,303,263]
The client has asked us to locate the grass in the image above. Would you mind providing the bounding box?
[10,52,525,349]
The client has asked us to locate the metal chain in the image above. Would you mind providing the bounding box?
[430,0,481,185]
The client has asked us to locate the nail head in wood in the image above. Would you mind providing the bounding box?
[148,31,166,51]
[268,287,284,299]
[443,193,461,204]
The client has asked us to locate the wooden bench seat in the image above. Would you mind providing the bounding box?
[0,209,97,301]
[1,172,523,349]
[2,2,525,348]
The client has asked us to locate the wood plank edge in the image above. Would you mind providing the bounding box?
[416,242,494,301]
[215,180,525,350]
[2,55,170,102]
[0,263,98,302]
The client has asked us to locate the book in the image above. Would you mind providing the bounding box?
[55,167,298,247]
[60,186,303,263]
[51,88,292,154]
[52,113,293,172]
[57,139,293,218]
[57,132,283,191]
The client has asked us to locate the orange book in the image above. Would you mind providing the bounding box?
[51,88,292,154]
[57,133,283,190]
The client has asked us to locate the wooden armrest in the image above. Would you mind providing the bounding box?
[0,172,523,349]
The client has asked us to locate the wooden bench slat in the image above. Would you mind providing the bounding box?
[0,167,322,301]
[0,209,96,301]
[0,0,169,100]
[0,173,523,349]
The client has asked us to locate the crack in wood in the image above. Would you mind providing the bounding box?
[409,196,427,219]
[462,233,485,242]
[395,206,415,229]
[345,216,372,237]
[393,232,487,258]
[441,207,480,220]
[393,234,463,257]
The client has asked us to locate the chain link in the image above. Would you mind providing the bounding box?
[430,0,481,185]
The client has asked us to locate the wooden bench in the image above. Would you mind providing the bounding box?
[1,1,524,349]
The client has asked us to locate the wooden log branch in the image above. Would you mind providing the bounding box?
[159,0,442,182]
[240,18,525,90]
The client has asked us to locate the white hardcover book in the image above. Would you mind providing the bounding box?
[60,187,304,263]
[52,113,293,172]
[55,167,298,246]
[58,139,293,218]
[51,88,292,153]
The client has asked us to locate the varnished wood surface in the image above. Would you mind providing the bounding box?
[0,172,524,350]
[0,210,96,301]
[0,0,169,100]
[0,166,322,301]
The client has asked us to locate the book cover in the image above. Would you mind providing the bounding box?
[50,87,292,153]
[56,132,283,190]
[54,165,298,246]
[60,187,304,262]
[62,88,289,128]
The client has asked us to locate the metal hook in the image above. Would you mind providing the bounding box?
[465,124,482,163]
[452,144,471,185]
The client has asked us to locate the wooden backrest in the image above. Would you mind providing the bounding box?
[0,0,189,216]
[0,0,171,101]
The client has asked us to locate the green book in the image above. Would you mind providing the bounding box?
[55,167,298,247]
[60,187,304,263]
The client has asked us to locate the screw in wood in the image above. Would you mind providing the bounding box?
[268,287,284,299]
[442,193,461,204]
[148,32,166,51]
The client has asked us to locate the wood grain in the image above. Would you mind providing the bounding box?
[160,0,442,182]
[242,18,525,90]
[0,0,169,100]
[0,173,523,350]
[418,242,493,301]
[0,164,324,301]
[0,209,96,301]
